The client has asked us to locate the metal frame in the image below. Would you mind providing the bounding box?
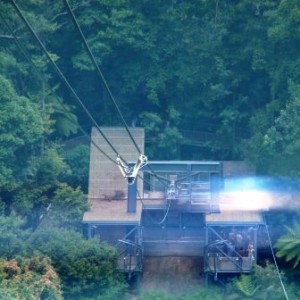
[204,225,259,280]
[143,161,222,213]
[115,226,143,277]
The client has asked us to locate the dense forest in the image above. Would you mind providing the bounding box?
[1,0,300,299]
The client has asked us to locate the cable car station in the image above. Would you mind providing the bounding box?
[83,127,266,283]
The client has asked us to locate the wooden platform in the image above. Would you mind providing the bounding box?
[82,199,142,225]
[205,255,254,273]
[83,198,166,225]
[206,211,264,226]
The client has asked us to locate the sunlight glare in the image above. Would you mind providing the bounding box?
[220,190,273,211]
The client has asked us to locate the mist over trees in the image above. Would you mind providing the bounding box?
[1,0,300,299]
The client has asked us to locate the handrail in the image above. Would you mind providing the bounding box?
[114,226,140,248]
[214,246,244,271]
[118,239,142,250]
[115,231,143,275]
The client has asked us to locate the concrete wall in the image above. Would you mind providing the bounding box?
[88,127,145,199]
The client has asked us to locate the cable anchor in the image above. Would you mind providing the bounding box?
[117,154,148,185]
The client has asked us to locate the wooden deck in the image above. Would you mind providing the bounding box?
[206,211,264,225]
[82,198,166,224]
[205,255,254,273]
[82,199,141,224]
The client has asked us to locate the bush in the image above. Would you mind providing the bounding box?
[0,255,62,300]
[28,227,127,299]
[0,213,28,259]
[48,183,89,230]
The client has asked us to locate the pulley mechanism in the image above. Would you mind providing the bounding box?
[117,154,148,185]
[166,180,177,199]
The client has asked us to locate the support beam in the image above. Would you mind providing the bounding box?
[128,179,137,213]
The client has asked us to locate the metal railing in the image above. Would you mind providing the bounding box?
[205,241,254,274]
[204,227,256,279]
[115,226,143,277]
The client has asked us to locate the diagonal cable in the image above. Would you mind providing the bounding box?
[9,0,169,189]
[63,0,142,155]
[3,4,172,227]
[1,10,117,166]
[9,0,122,159]
[0,11,39,76]
[61,0,170,188]
[62,0,173,189]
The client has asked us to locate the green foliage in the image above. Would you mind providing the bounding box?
[137,286,223,300]
[10,145,72,226]
[3,1,300,297]
[0,52,26,81]
[0,214,28,259]
[32,146,71,190]
[225,261,298,300]
[178,286,223,300]
[3,0,300,163]
[246,93,300,175]
[242,1,300,173]
[138,290,174,300]
[0,74,75,225]
[28,227,127,299]
[276,222,300,268]
[139,110,182,159]
[50,97,79,138]
[0,75,45,190]
[48,183,89,229]
[157,126,182,159]
[232,274,259,298]
[266,0,300,99]
[60,144,90,193]
[0,255,62,300]
[2,0,300,164]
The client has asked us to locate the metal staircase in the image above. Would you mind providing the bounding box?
[115,226,143,278]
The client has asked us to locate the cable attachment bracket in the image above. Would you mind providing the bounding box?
[116,154,148,185]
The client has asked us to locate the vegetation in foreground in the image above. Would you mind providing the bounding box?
[136,262,300,300]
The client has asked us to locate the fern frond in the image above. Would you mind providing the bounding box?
[276,222,300,269]
[236,275,259,297]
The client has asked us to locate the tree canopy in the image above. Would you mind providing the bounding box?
[2,0,300,166]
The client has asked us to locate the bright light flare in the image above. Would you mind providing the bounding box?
[219,176,297,212]
[220,190,274,211]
